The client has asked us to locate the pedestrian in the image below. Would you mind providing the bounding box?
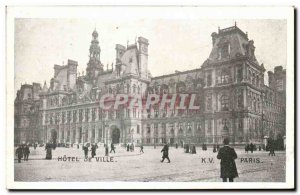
[245,144,249,153]
[191,145,196,154]
[185,144,190,153]
[23,145,30,161]
[130,143,134,152]
[83,145,89,159]
[140,145,144,153]
[175,143,178,149]
[161,144,170,163]
[126,144,130,152]
[45,143,52,160]
[250,143,254,153]
[217,138,238,182]
[258,146,262,151]
[269,140,275,156]
[213,144,217,153]
[77,144,79,149]
[110,143,115,153]
[105,145,109,156]
[15,145,23,163]
[91,144,96,158]
[34,143,37,150]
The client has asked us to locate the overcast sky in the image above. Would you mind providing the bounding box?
[14,18,286,94]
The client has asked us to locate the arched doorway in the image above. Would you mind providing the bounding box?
[50,129,57,144]
[111,126,120,144]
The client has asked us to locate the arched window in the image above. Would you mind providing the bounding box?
[221,95,229,111]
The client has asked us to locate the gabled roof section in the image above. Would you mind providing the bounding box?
[204,25,259,66]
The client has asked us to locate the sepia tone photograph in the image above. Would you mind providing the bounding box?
[6,6,294,189]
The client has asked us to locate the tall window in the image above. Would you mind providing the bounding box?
[207,72,212,86]
[137,125,140,134]
[221,95,229,111]
[147,125,151,134]
[221,70,230,84]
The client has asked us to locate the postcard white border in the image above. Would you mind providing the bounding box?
[6,6,295,189]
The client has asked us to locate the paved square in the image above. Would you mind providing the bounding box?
[14,146,285,182]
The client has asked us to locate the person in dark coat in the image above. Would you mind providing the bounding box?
[161,144,170,163]
[245,144,249,153]
[269,140,275,156]
[91,145,96,158]
[140,145,144,153]
[105,145,109,156]
[185,144,190,153]
[110,143,115,153]
[250,143,254,153]
[126,144,130,152]
[23,145,30,161]
[191,145,196,154]
[33,143,37,150]
[16,145,23,163]
[45,143,52,160]
[175,143,178,149]
[213,144,217,153]
[217,138,238,182]
[258,146,262,151]
[83,146,89,158]
[77,144,79,149]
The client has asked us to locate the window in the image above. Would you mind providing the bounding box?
[207,72,212,86]
[154,109,159,118]
[133,108,137,118]
[147,125,151,134]
[147,109,151,118]
[92,108,96,121]
[221,95,229,111]
[85,109,89,122]
[126,109,130,118]
[219,43,230,59]
[178,123,183,133]
[137,125,140,134]
[237,67,243,82]
[187,123,192,132]
[79,109,83,122]
[221,70,230,84]
[207,120,212,134]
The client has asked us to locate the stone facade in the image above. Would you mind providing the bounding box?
[14,25,286,146]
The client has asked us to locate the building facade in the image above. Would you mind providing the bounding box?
[14,25,286,146]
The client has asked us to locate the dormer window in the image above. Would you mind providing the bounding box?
[218,43,230,59]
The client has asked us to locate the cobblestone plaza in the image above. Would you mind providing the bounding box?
[14,146,285,182]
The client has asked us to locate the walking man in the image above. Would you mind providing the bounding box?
[250,143,254,153]
[110,143,115,153]
[161,144,171,163]
[83,145,89,159]
[15,145,23,163]
[23,145,30,161]
[140,145,144,153]
[91,144,96,158]
[217,138,238,182]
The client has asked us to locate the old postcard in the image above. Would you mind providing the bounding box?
[6,6,294,189]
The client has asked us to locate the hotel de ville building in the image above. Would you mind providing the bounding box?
[14,24,286,147]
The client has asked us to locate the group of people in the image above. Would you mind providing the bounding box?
[15,145,30,163]
[183,144,197,154]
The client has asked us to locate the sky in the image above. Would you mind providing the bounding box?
[14,17,287,94]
